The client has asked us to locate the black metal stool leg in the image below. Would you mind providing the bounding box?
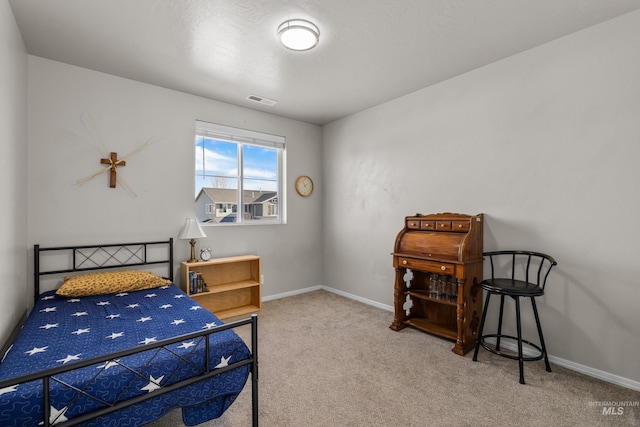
[496,294,505,352]
[531,297,551,372]
[515,296,525,384]
[472,291,492,362]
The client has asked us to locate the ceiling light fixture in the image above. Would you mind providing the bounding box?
[277,19,320,51]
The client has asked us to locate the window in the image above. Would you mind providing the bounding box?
[195,121,285,225]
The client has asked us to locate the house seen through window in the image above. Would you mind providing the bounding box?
[195,121,285,224]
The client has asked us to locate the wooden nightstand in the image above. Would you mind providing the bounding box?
[181,255,261,319]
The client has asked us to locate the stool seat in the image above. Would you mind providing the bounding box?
[481,278,544,297]
[472,250,557,384]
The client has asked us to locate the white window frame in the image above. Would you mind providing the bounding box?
[195,121,286,225]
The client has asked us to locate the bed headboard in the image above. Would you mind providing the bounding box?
[34,238,174,300]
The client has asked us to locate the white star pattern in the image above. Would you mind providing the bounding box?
[71,311,88,317]
[0,385,18,396]
[42,295,55,300]
[106,332,124,339]
[68,298,81,303]
[141,375,164,393]
[25,346,48,356]
[215,355,232,368]
[40,323,59,330]
[160,285,170,289]
[56,354,81,364]
[39,405,68,425]
[2,282,251,425]
[97,360,120,370]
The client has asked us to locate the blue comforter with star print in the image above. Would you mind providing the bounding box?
[0,284,250,426]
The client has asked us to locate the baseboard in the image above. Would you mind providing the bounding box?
[272,286,640,393]
[261,285,322,302]
[481,337,640,392]
[550,355,640,392]
[321,286,395,312]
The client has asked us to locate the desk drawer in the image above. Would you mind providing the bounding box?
[420,220,436,230]
[452,221,469,232]
[407,219,421,229]
[397,257,455,275]
[436,221,452,231]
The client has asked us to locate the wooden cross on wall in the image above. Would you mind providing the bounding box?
[100,152,125,188]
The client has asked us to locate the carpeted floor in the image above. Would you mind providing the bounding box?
[148,290,640,426]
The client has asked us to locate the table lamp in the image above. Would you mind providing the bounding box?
[179,218,206,262]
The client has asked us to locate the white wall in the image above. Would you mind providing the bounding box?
[27,57,323,300]
[0,1,28,345]
[322,10,640,384]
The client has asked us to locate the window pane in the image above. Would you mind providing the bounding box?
[196,137,239,223]
[195,122,284,225]
[243,144,277,183]
[196,138,238,191]
[242,180,278,222]
[241,145,278,223]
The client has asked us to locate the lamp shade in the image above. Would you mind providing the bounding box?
[179,218,206,240]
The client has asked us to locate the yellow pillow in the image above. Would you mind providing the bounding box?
[56,270,171,297]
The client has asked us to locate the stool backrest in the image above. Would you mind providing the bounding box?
[484,250,557,290]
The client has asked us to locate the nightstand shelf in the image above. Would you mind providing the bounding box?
[181,255,261,320]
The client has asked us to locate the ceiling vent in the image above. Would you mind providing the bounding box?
[247,95,278,106]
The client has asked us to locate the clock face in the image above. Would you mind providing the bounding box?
[200,248,212,261]
[295,176,314,197]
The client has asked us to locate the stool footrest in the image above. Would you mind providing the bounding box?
[478,334,545,362]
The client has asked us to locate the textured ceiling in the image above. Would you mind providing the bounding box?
[9,0,640,125]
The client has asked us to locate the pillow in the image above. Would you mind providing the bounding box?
[56,270,172,297]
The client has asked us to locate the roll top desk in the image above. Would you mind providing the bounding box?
[390,212,483,355]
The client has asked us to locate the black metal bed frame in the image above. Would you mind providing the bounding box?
[33,239,175,301]
[0,239,258,427]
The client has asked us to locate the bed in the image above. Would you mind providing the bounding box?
[0,239,258,427]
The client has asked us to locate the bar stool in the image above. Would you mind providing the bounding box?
[472,250,557,384]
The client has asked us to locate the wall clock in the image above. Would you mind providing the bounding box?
[295,175,314,197]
